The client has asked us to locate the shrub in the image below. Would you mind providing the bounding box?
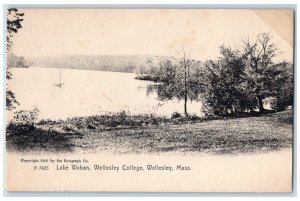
[6,123,35,136]
[186,114,202,121]
[171,112,182,119]
[10,106,40,126]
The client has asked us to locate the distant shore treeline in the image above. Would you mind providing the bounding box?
[26,55,161,73]
[7,53,32,68]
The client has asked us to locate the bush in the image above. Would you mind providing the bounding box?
[6,123,35,136]
[186,114,202,121]
[10,106,40,126]
[171,112,182,119]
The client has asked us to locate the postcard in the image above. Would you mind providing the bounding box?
[5,8,294,192]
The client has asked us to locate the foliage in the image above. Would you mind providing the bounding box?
[10,106,40,126]
[6,90,18,111]
[7,8,24,51]
[270,61,294,110]
[7,106,40,137]
[242,33,279,112]
[171,112,182,119]
[6,8,24,110]
[135,34,293,116]
[203,46,251,115]
[154,51,204,116]
[202,33,293,115]
[7,52,32,68]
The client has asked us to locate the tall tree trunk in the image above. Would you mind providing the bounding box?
[182,47,189,117]
[257,95,264,113]
[184,64,188,117]
[184,92,188,117]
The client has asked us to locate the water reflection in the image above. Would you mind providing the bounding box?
[142,82,204,117]
[146,84,160,97]
[137,83,160,97]
[144,83,200,101]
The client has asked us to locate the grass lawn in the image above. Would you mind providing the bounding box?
[6,110,293,155]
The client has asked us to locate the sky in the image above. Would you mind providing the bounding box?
[10,9,294,62]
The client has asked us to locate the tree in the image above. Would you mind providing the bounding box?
[268,61,293,110]
[203,46,253,115]
[243,33,278,113]
[6,8,24,110]
[136,64,148,76]
[7,8,24,51]
[157,48,202,116]
[181,48,190,116]
[202,33,293,116]
[7,53,31,68]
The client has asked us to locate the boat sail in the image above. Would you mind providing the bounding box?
[55,67,64,88]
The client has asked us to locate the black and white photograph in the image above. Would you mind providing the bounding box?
[5,8,294,192]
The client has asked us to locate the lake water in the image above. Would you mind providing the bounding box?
[7,67,203,120]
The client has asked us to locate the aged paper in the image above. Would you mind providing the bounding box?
[5,8,294,192]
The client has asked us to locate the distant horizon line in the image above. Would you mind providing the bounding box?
[8,52,294,63]
[12,53,211,61]
[12,66,143,74]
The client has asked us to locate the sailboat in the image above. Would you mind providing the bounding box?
[55,67,64,88]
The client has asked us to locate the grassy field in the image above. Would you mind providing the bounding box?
[6,110,293,155]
